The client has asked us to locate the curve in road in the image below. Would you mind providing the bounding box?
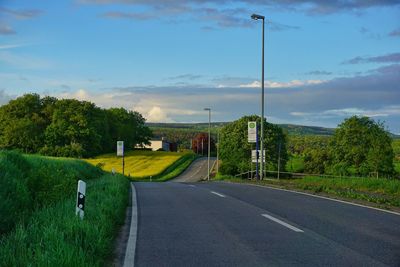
[171,157,216,183]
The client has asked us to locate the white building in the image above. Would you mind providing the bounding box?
[139,138,170,151]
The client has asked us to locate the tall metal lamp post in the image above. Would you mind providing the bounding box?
[251,13,265,180]
[204,108,211,181]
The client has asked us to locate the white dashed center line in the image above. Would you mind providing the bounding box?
[261,214,304,233]
[211,191,226,198]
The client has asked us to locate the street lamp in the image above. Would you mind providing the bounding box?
[204,108,211,181]
[251,13,265,180]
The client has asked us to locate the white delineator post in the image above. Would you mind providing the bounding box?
[76,180,86,219]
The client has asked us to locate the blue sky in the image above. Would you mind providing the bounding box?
[0,0,399,133]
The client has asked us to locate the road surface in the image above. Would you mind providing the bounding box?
[128,181,400,266]
[171,157,216,182]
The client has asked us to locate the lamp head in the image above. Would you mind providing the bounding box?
[251,14,265,20]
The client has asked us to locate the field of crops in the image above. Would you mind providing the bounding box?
[85,150,190,178]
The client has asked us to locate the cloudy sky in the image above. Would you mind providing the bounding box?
[0,0,399,133]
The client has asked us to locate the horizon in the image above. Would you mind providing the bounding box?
[0,1,399,134]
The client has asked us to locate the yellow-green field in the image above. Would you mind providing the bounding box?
[85,150,188,178]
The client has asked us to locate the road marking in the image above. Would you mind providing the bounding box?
[123,183,138,267]
[246,183,400,216]
[211,191,226,198]
[261,214,304,233]
[188,185,196,188]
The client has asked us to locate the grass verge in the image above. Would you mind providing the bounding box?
[215,175,400,209]
[147,153,198,182]
[0,151,129,266]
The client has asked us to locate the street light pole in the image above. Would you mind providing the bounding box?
[204,108,211,181]
[251,13,265,180]
[216,129,219,174]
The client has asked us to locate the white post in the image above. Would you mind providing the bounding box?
[76,180,86,219]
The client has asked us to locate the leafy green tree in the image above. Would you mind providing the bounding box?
[0,94,156,158]
[42,99,103,157]
[0,94,49,153]
[328,116,394,177]
[219,115,288,175]
[303,148,328,174]
[106,108,151,152]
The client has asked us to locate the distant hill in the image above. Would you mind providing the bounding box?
[147,122,334,136]
[147,122,400,138]
[278,124,334,136]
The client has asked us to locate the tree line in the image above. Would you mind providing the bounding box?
[0,94,152,158]
[219,115,396,178]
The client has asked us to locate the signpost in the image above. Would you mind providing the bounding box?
[249,121,259,178]
[117,141,125,175]
[76,180,86,219]
[252,150,266,163]
[248,121,257,143]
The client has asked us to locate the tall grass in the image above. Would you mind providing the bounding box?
[295,176,400,206]
[0,151,103,234]
[0,151,129,266]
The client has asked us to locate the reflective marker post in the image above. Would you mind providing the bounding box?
[76,180,86,220]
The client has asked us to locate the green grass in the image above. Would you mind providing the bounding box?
[215,175,400,208]
[0,151,129,266]
[286,155,305,173]
[149,153,198,182]
[85,150,190,178]
[394,161,400,174]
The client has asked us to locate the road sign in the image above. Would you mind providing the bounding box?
[117,141,124,156]
[248,121,257,143]
[76,180,86,220]
[252,150,266,163]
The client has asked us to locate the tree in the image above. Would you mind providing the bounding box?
[327,116,394,177]
[106,108,152,152]
[0,94,153,158]
[0,94,50,153]
[219,115,288,176]
[303,148,329,174]
[191,133,215,155]
[42,99,103,157]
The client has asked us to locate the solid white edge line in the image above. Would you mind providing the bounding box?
[261,214,304,233]
[123,183,138,267]
[211,191,226,198]
[243,182,400,216]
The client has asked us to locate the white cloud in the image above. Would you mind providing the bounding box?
[146,106,174,122]
[0,44,31,50]
[236,79,325,88]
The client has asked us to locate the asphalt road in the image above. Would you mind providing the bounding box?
[171,157,216,182]
[131,181,400,266]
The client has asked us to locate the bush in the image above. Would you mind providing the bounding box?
[220,161,238,176]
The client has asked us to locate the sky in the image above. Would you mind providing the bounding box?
[0,0,399,133]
